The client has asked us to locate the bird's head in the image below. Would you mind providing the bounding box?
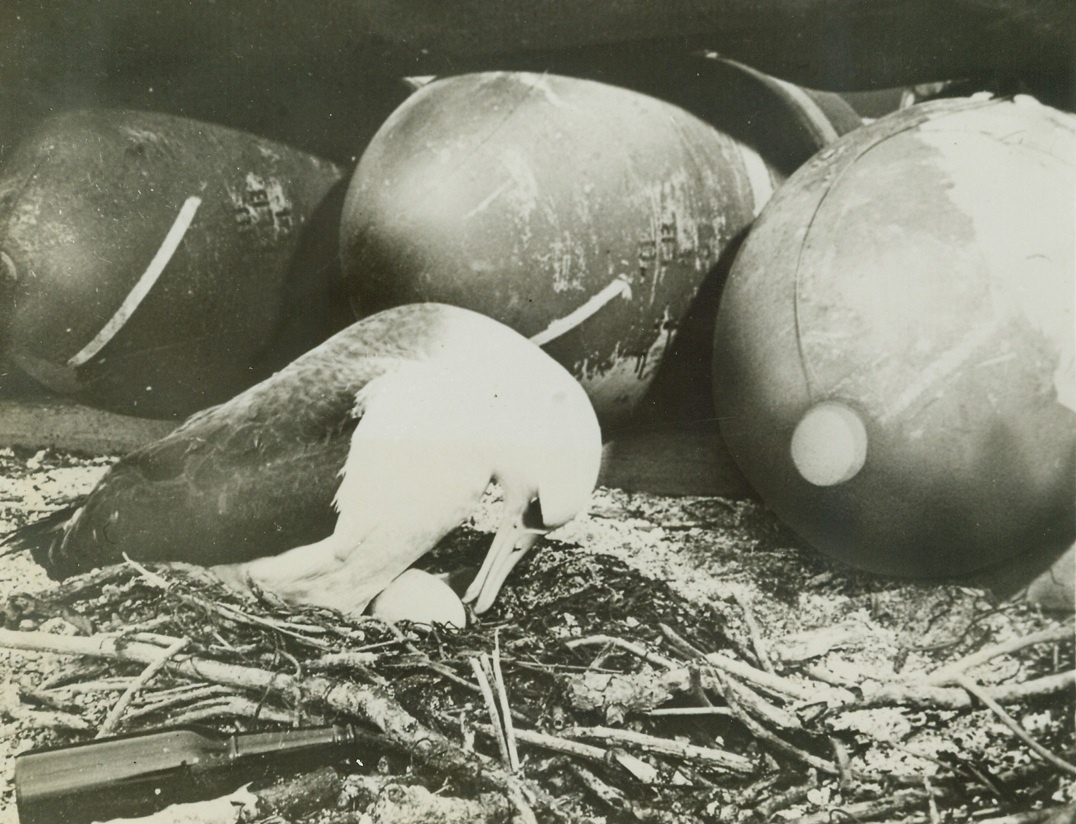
[463,380,601,614]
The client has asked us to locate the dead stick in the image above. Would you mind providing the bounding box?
[924,774,941,824]
[647,706,734,717]
[565,725,754,774]
[705,672,802,730]
[567,763,628,809]
[926,621,1074,685]
[43,677,137,694]
[953,673,1076,777]
[485,718,666,786]
[565,634,679,670]
[475,723,608,764]
[491,635,520,773]
[123,557,330,648]
[124,692,270,722]
[568,634,805,726]
[659,623,710,660]
[21,565,131,604]
[567,764,675,822]
[471,656,511,769]
[977,803,1076,824]
[753,772,819,821]
[703,651,853,705]
[97,635,190,737]
[483,721,662,783]
[130,683,233,707]
[861,670,1075,709]
[426,660,499,698]
[733,591,775,675]
[647,625,851,705]
[166,698,298,727]
[658,624,801,729]
[0,627,556,820]
[717,675,839,777]
[832,737,854,791]
[801,662,858,689]
[792,788,937,824]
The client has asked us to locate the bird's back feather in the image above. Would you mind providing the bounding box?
[19,305,473,578]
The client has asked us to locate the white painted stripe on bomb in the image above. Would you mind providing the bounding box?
[68,195,202,368]
[736,143,775,217]
[529,275,633,346]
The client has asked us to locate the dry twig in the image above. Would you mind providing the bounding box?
[491,635,520,772]
[565,634,679,670]
[793,787,939,824]
[565,725,754,774]
[126,693,295,726]
[123,556,331,648]
[976,803,1076,824]
[645,706,733,718]
[715,673,840,777]
[97,635,190,736]
[474,722,607,765]
[925,621,1074,685]
[658,623,801,729]
[861,670,1075,709]
[953,673,1076,777]
[703,650,852,705]
[470,656,511,770]
[733,590,775,675]
[751,771,818,821]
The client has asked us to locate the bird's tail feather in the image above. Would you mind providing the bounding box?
[0,505,80,572]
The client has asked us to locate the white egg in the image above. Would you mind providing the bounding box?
[368,568,467,629]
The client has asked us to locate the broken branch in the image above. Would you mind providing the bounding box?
[925,621,1074,685]
[953,673,1076,777]
[565,725,754,774]
[97,635,190,737]
[860,670,1075,709]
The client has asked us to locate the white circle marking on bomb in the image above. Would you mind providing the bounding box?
[791,401,868,486]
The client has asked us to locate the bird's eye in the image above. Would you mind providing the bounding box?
[522,497,544,530]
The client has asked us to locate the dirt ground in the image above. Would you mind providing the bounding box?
[0,444,1073,823]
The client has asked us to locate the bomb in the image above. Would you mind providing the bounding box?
[341,71,850,428]
[713,96,1075,578]
[0,109,346,418]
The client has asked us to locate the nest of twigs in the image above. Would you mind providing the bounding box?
[0,447,1074,823]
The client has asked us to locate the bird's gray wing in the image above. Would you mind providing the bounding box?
[39,323,443,577]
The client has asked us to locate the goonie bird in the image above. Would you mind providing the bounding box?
[9,303,602,617]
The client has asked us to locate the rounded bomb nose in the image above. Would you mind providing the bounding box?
[713,96,1074,578]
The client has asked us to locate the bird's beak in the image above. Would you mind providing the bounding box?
[463,521,544,614]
